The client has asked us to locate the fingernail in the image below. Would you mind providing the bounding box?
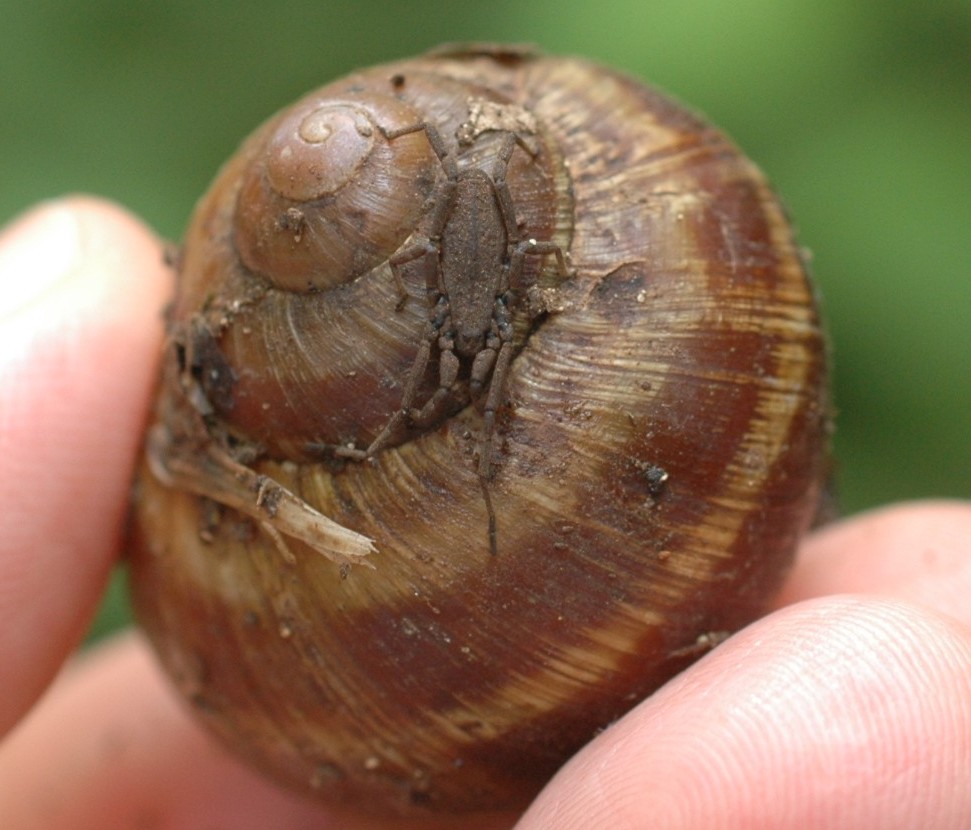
[0,201,82,319]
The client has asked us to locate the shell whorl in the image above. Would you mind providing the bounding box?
[130,46,829,816]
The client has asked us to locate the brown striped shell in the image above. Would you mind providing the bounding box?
[128,44,831,817]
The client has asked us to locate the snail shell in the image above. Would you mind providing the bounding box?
[129,44,831,816]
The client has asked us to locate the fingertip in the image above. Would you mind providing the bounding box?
[0,196,170,324]
[0,196,171,733]
[518,596,971,830]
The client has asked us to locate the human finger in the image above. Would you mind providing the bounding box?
[775,500,971,626]
[516,596,971,830]
[0,197,170,734]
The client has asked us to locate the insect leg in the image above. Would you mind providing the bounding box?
[476,296,515,480]
[515,238,570,278]
[409,329,460,426]
[362,299,447,457]
[491,133,522,245]
[383,122,458,181]
[389,239,437,309]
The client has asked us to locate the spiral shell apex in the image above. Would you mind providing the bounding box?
[234,93,441,291]
[129,44,831,816]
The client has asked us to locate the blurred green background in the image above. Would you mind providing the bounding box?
[2,0,968,639]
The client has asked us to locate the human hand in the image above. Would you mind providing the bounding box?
[1,198,970,829]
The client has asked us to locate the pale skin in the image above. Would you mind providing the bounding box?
[2,198,971,829]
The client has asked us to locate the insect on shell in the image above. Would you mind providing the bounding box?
[129,43,831,816]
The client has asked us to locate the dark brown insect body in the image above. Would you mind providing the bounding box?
[347,125,566,497]
[129,44,831,817]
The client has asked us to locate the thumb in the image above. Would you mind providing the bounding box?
[0,197,170,734]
